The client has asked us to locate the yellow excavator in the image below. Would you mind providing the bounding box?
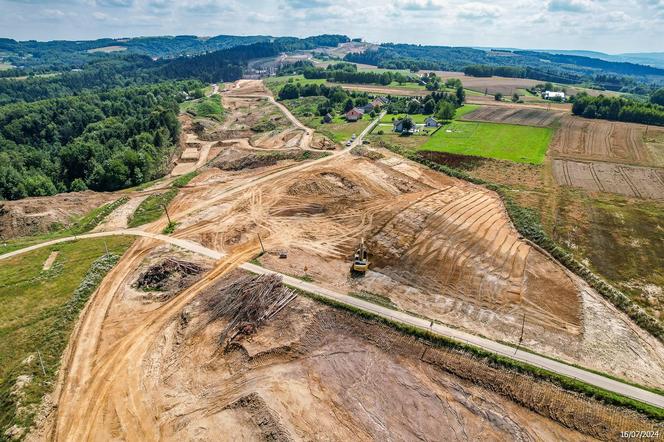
[352,238,369,273]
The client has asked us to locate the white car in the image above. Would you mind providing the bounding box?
[346,141,352,146]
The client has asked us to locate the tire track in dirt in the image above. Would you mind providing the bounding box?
[53,244,259,441]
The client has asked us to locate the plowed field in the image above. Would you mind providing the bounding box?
[461,105,563,127]
[553,159,664,199]
[551,116,664,167]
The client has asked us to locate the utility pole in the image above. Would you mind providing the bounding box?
[257,233,265,254]
[514,313,526,355]
[162,204,172,224]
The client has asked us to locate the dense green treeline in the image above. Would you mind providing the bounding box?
[571,93,664,126]
[345,44,664,89]
[0,35,350,201]
[0,80,201,200]
[301,62,416,85]
[0,36,352,105]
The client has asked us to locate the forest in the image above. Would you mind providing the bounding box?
[0,34,351,200]
[345,44,664,89]
[571,93,664,126]
[0,80,200,200]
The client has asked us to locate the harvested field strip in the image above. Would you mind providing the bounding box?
[551,116,663,167]
[461,105,562,127]
[552,159,664,200]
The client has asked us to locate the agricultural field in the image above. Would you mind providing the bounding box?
[0,236,134,435]
[86,45,127,53]
[461,105,563,127]
[551,116,664,167]
[548,116,664,199]
[553,159,664,200]
[420,121,554,164]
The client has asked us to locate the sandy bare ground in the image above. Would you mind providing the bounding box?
[93,195,149,231]
[0,191,116,239]
[20,81,664,440]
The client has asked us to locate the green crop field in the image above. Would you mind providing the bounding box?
[0,236,134,435]
[420,121,553,164]
[179,95,224,121]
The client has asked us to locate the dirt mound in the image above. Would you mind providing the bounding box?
[212,150,325,171]
[133,258,203,294]
[0,191,115,239]
[287,171,365,198]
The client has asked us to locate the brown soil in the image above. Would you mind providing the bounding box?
[462,105,563,127]
[551,115,664,167]
[0,191,116,239]
[19,81,664,440]
[34,261,658,441]
[171,147,664,387]
[553,159,664,200]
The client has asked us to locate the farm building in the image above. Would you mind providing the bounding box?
[543,91,566,101]
[361,103,375,113]
[345,107,364,122]
[371,96,389,108]
[425,116,438,127]
[323,113,333,123]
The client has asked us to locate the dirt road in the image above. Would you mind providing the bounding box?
[7,80,663,440]
[4,228,664,409]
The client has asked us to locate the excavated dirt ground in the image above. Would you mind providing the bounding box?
[31,259,660,441]
[0,191,116,239]
[170,145,664,389]
[20,80,664,441]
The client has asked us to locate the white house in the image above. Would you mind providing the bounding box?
[542,91,566,101]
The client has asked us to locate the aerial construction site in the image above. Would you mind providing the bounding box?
[2,79,663,442]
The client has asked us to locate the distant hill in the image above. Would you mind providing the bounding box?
[474,47,664,70]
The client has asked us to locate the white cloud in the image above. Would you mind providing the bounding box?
[0,0,660,53]
[457,3,502,20]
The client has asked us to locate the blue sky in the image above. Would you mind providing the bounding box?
[1,0,663,53]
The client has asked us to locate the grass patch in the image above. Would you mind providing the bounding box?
[304,115,372,144]
[348,291,397,309]
[172,171,198,188]
[180,95,224,122]
[0,236,134,436]
[420,121,553,164]
[454,104,480,119]
[128,189,178,228]
[295,288,664,421]
[161,221,179,235]
[0,197,129,255]
[264,75,327,96]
